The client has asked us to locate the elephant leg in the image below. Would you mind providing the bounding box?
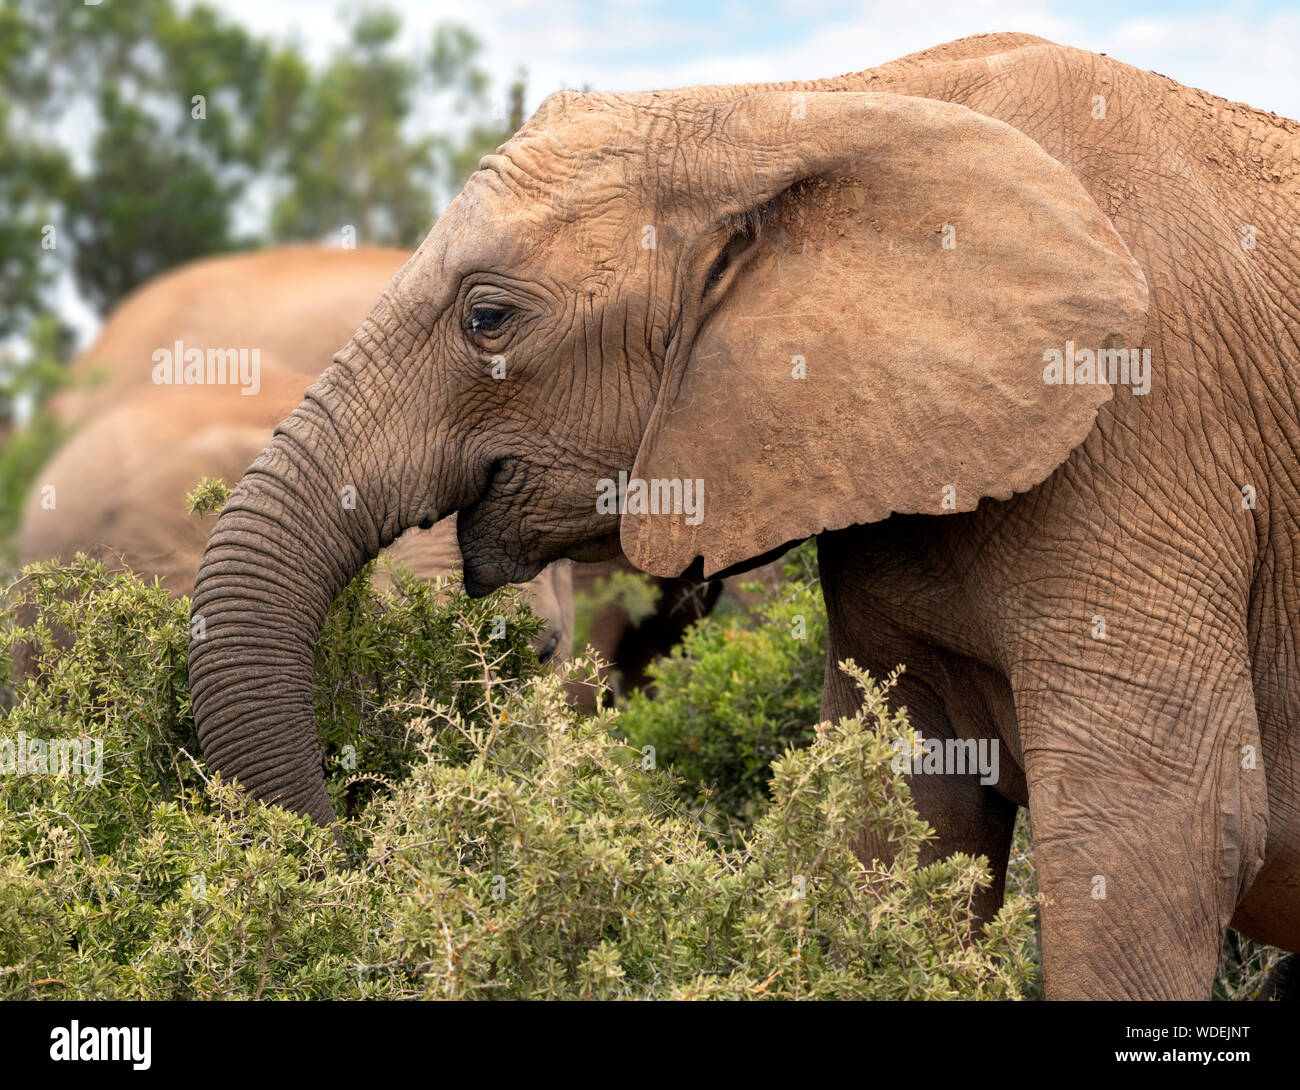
[1012,639,1268,1000]
[822,632,1020,926]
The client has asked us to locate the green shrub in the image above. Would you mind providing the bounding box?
[0,558,1035,999]
[618,544,827,832]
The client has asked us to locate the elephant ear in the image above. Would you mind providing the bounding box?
[622,91,1149,578]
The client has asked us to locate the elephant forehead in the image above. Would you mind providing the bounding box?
[441,175,540,266]
[401,167,629,306]
[519,90,656,155]
[389,177,540,309]
[388,96,668,310]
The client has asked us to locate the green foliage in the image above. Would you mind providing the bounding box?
[62,86,251,313]
[4,0,525,305]
[0,559,1036,999]
[360,660,1034,1000]
[10,0,271,313]
[312,559,543,820]
[1213,930,1287,1001]
[618,544,827,831]
[1006,809,1043,1000]
[265,7,433,245]
[183,475,230,518]
[0,106,70,342]
[265,15,523,243]
[0,1,527,441]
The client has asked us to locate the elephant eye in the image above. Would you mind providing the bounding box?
[466,304,511,336]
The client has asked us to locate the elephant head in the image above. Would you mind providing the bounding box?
[189,89,1147,823]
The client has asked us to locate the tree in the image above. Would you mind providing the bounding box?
[2,0,528,318]
[8,0,272,312]
[0,0,529,491]
[268,14,526,246]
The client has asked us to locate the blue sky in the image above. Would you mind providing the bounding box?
[207,0,1300,118]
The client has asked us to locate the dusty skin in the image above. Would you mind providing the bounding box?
[186,34,1300,998]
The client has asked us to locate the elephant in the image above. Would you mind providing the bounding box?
[187,33,1300,999]
[19,361,573,660]
[21,362,572,658]
[18,250,573,659]
[50,245,411,423]
[36,244,740,681]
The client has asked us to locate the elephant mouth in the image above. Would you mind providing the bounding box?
[455,459,549,596]
[457,524,540,597]
[457,458,623,596]
[536,629,562,664]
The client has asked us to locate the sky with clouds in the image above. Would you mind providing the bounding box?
[205,0,1300,120]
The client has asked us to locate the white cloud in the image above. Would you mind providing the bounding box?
[569,1,1080,92]
[1110,9,1300,117]
[179,0,1300,118]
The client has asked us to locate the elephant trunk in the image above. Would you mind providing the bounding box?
[188,321,446,824]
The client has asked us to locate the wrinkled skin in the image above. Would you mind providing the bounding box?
[189,34,1300,998]
[18,252,572,657]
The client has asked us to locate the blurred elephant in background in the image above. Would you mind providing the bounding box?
[188,34,1300,999]
[49,246,410,423]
